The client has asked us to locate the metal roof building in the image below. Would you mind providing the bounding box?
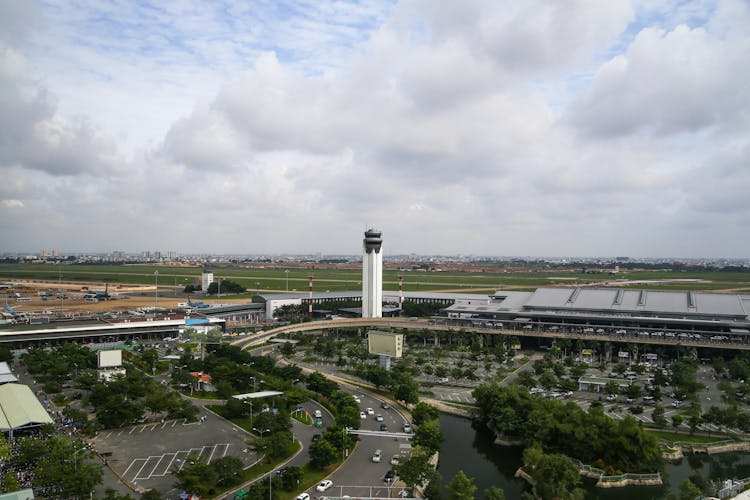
[0,384,54,438]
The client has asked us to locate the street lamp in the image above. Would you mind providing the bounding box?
[218,277,222,299]
[253,427,270,439]
[285,270,289,291]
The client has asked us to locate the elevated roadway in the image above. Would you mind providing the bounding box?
[230,317,750,351]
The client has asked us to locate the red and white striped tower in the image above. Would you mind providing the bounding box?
[398,274,404,314]
[308,275,314,318]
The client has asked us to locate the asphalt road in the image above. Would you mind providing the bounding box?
[303,390,411,499]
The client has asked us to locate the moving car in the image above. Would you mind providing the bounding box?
[375,414,384,422]
[366,407,374,415]
[316,480,333,492]
[390,455,400,466]
[384,470,395,482]
[360,411,367,419]
[296,494,310,500]
[372,449,382,463]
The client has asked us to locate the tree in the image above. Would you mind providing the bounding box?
[413,419,444,454]
[1,471,19,493]
[101,489,135,499]
[676,479,701,500]
[412,402,440,426]
[652,405,667,428]
[309,438,338,469]
[672,414,684,429]
[174,458,218,496]
[484,486,506,500]
[395,453,434,490]
[522,446,583,500]
[605,380,619,396]
[140,490,162,500]
[280,466,304,491]
[446,470,476,500]
[212,456,244,487]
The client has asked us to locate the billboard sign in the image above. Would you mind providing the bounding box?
[367,331,403,358]
[97,349,122,368]
[618,351,630,358]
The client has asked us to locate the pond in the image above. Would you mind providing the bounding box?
[437,413,750,499]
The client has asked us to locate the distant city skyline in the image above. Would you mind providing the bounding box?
[1,1,749,258]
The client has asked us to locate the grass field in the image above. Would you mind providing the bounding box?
[1,263,749,294]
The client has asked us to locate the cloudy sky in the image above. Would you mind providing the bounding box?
[1,0,749,258]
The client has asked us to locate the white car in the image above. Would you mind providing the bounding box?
[360,411,366,420]
[372,449,382,463]
[296,494,310,500]
[390,455,400,465]
[353,396,361,404]
[375,414,384,422]
[317,480,333,492]
[366,407,374,415]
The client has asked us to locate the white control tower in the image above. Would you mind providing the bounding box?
[362,229,383,318]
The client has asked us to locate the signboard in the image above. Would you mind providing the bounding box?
[645,353,658,360]
[97,349,122,368]
[581,349,593,356]
[618,351,630,358]
[367,331,403,358]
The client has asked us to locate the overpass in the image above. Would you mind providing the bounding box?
[230,317,750,351]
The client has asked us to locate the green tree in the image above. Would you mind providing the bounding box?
[604,380,620,396]
[677,479,701,500]
[446,470,476,500]
[484,486,506,500]
[652,405,667,428]
[395,453,434,490]
[141,490,162,500]
[280,466,304,491]
[309,438,338,469]
[672,414,685,429]
[413,419,444,454]
[212,456,244,487]
[412,402,440,425]
[1,471,19,493]
[523,446,583,500]
[100,488,135,499]
[174,458,218,496]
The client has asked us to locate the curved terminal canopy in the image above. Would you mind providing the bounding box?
[363,229,383,253]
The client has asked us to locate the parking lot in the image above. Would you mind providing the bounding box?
[94,408,259,496]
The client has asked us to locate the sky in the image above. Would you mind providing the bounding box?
[1,0,749,258]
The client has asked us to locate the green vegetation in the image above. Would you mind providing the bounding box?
[13,435,102,498]
[2,263,750,294]
[473,385,663,473]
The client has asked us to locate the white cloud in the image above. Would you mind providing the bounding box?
[2,0,749,258]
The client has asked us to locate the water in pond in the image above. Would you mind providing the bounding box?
[437,413,750,499]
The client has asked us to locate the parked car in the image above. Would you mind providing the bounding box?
[384,470,395,482]
[296,494,310,500]
[390,455,400,466]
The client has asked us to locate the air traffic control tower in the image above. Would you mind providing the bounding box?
[362,228,383,318]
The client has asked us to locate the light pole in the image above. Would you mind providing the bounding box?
[253,427,270,439]
[154,270,159,313]
[285,270,289,291]
[218,277,221,299]
[256,281,260,294]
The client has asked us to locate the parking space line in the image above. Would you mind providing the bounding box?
[139,425,147,433]
[134,456,162,480]
[152,453,176,477]
[128,427,137,435]
[123,458,146,479]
